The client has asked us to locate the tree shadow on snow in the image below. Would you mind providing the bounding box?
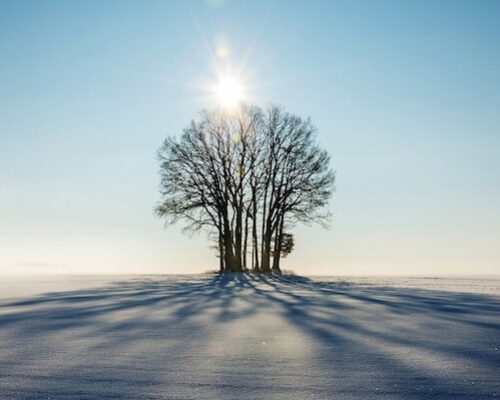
[0,274,499,399]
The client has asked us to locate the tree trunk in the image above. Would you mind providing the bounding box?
[261,231,272,273]
[272,213,285,274]
[218,229,225,273]
[243,211,249,270]
[252,217,259,271]
[235,205,243,270]
[260,187,268,272]
[261,202,275,273]
[223,212,239,272]
[251,186,259,271]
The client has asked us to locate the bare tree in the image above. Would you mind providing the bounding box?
[156,104,334,274]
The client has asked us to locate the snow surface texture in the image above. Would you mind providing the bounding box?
[0,275,499,399]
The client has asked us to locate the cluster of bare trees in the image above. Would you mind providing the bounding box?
[156,104,334,274]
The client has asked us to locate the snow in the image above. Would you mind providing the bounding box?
[0,274,499,399]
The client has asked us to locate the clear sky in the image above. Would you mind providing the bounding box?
[1,0,499,276]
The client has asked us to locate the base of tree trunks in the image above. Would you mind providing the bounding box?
[218,270,282,275]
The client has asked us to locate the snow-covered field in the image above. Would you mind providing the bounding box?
[0,274,499,399]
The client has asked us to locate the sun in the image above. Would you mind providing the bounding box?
[214,74,245,109]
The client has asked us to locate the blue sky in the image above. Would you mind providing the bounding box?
[1,0,499,275]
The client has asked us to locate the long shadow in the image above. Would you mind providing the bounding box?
[244,274,500,399]
[0,274,499,399]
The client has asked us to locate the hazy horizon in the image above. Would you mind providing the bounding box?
[1,0,499,276]
[1,272,500,278]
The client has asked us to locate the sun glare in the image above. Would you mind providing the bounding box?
[214,75,245,109]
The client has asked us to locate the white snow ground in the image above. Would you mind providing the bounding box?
[0,274,498,399]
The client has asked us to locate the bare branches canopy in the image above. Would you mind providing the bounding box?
[156,104,335,274]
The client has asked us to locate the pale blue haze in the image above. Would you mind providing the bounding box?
[1,0,499,275]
